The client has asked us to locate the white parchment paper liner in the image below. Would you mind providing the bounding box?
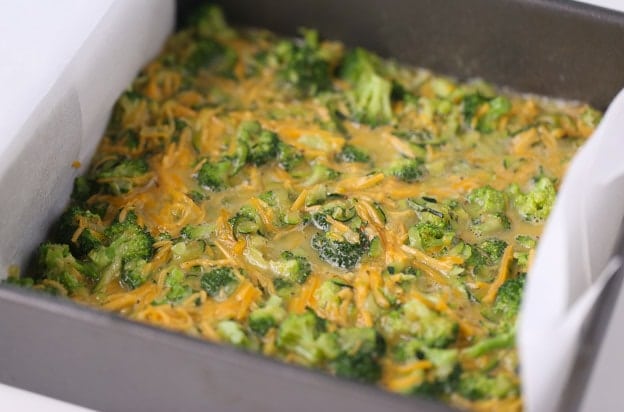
[521,89,624,411]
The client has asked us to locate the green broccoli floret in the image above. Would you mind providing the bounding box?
[336,144,371,163]
[236,120,280,166]
[37,243,90,293]
[70,175,95,203]
[340,48,393,126]
[217,320,250,347]
[120,258,148,289]
[180,223,215,240]
[404,300,458,347]
[463,330,516,358]
[330,327,385,383]
[479,239,508,264]
[303,163,340,185]
[88,213,155,291]
[184,38,237,76]
[94,157,149,195]
[53,206,105,256]
[508,177,556,223]
[248,295,287,335]
[457,372,518,400]
[171,239,206,262]
[311,231,369,269]
[277,311,337,365]
[386,158,426,182]
[515,234,537,249]
[274,29,332,97]
[462,94,512,133]
[351,72,393,126]
[269,251,312,284]
[408,221,455,251]
[197,159,231,191]
[471,213,511,236]
[229,205,263,237]
[492,275,526,321]
[101,213,154,262]
[313,280,343,311]
[466,186,510,235]
[477,96,512,133]
[159,267,191,303]
[191,4,235,39]
[391,340,460,396]
[201,266,239,299]
[466,186,507,216]
[276,141,304,171]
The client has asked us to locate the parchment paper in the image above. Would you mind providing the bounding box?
[520,89,624,412]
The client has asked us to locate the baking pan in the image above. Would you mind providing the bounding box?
[2,1,624,411]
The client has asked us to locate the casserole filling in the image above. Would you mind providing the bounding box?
[11,6,600,411]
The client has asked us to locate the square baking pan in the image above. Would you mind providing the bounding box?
[1,1,624,411]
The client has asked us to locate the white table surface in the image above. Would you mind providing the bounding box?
[1,0,622,411]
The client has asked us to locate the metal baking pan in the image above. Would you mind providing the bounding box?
[1,1,624,411]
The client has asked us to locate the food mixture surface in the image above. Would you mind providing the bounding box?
[11,6,601,411]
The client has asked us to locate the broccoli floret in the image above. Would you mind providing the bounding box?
[391,340,460,396]
[248,295,287,335]
[276,141,304,171]
[463,330,516,358]
[37,243,90,293]
[423,347,460,381]
[331,327,385,383]
[197,159,231,191]
[86,213,154,290]
[336,144,371,163]
[466,186,510,235]
[191,4,235,39]
[462,93,512,133]
[508,177,556,223]
[457,372,518,400]
[408,221,455,251]
[515,234,537,249]
[201,267,239,299]
[53,206,105,256]
[277,311,336,365]
[71,175,95,203]
[274,29,332,97]
[236,120,280,166]
[404,300,458,347]
[101,213,154,262]
[94,157,149,195]
[340,48,393,126]
[313,280,343,312]
[471,213,511,236]
[477,96,512,133]
[171,239,206,262]
[229,205,263,237]
[180,223,215,240]
[340,48,379,84]
[386,158,426,182]
[217,320,250,347]
[269,251,312,284]
[462,93,489,122]
[184,38,237,76]
[156,267,191,303]
[479,239,508,264]
[303,163,340,185]
[311,231,369,269]
[120,258,148,289]
[466,186,507,216]
[492,275,526,321]
[351,72,393,126]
